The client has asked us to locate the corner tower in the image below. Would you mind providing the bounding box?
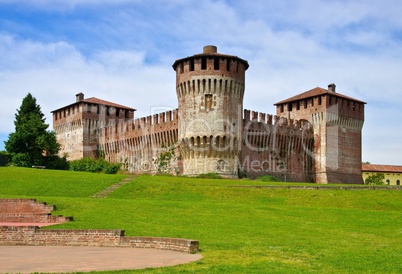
[172,45,249,177]
[275,84,366,184]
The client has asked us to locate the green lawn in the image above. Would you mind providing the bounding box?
[1,167,401,273]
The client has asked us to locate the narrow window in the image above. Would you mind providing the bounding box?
[180,62,184,74]
[190,59,194,71]
[97,105,100,114]
[107,107,110,116]
[280,104,284,113]
[288,102,293,111]
[205,94,213,110]
[214,58,219,70]
[304,100,307,109]
[397,179,400,186]
[296,101,300,110]
[87,105,91,113]
[116,108,120,117]
[318,96,322,105]
[226,59,231,71]
[201,57,207,70]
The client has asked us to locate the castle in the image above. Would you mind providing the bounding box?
[52,46,366,183]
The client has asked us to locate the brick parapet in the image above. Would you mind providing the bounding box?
[0,226,199,253]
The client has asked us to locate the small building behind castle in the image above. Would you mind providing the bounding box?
[52,46,366,184]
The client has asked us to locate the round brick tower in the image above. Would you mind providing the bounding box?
[172,45,249,177]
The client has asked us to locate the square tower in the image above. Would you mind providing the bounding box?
[275,84,366,184]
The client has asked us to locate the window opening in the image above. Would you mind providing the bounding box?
[226,59,231,71]
[190,59,194,71]
[201,57,207,70]
[205,94,213,111]
[214,58,219,70]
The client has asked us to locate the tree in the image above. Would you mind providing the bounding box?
[4,93,61,167]
[364,173,385,185]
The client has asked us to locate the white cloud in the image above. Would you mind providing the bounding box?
[0,0,401,165]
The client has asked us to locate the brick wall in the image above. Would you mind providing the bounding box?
[0,213,72,223]
[0,199,54,214]
[0,226,199,253]
[0,199,72,224]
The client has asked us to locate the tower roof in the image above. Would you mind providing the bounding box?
[274,86,366,105]
[51,96,136,113]
[172,45,249,70]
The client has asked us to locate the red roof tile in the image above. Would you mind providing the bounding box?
[81,97,136,111]
[362,164,402,173]
[274,87,366,105]
[52,97,136,112]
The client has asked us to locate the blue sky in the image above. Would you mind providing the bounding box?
[0,0,401,165]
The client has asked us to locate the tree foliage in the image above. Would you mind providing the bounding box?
[364,173,385,185]
[4,93,61,167]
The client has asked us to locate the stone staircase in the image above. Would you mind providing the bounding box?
[0,199,72,226]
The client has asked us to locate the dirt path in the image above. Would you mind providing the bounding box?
[91,175,136,198]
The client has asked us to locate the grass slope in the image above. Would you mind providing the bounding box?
[1,167,401,273]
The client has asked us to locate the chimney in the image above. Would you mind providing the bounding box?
[203,45,217,53]
[76,92,84,102]
[328,83,336,92]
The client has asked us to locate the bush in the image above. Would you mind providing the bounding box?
[364,173,385,185]
[256,175,281,182]
[0,151,11,166]
[69,157,121,174]
[11,153,31,167]
[45,154,69,170]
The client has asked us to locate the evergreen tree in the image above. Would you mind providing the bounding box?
[4,93,61,167]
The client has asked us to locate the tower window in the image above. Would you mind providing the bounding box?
[214,58,219,70]
[180,62,184,74]
[201,57,207,70]
[190,59,194,71]
[226,59,231,71]
[205,94,213,110]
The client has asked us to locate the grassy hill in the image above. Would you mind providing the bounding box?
[1,167,401,273]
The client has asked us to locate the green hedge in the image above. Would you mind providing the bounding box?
[69,157,121,174]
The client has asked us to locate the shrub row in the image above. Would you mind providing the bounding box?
[69,157,121,174]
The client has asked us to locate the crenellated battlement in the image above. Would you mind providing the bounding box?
[243,109,311,131]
